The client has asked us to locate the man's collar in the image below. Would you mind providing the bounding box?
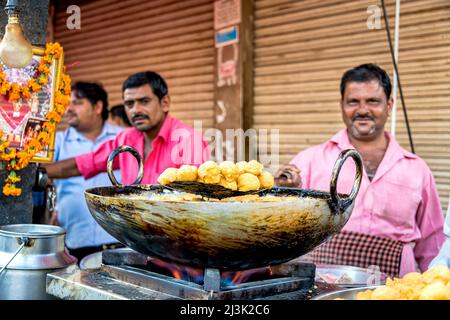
[330,128,417,159]
[330,129,354,150]
[99,121,120,138]
[384,130,417,159]
[155,113,173,142]
[65,122,117,142]
[65,126,84,141]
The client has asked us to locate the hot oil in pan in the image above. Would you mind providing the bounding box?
[121,192,299,203]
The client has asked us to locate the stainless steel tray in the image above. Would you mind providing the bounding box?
[315,264,387,288]
[312,286,380,300]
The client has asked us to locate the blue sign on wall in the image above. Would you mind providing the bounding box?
[215,25,239,48]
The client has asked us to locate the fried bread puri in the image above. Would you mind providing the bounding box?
[237,173,261,191]
[197,161,221,184]
[219,161,239,181]
[356,265,450,300]
[157,160,274,192]
[157,167,178,185]
[259,170,275,189]
[176,165,198,182]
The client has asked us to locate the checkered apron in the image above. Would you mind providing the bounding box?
[306,230,403,278]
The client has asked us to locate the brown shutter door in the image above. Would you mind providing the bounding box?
[253,0,450,209]
[54,0,215,129]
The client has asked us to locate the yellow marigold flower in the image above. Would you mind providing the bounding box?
[8,91,20,102]
[21,86,31,99]
[44,42,55,55]
[52,50,62,59]
[54,92,63,103]
[61,94,70,105]
[54,103,66,115]
[45,43,62,59]
[6,171,21,184]
[0,148,16,161]
[38,75,49,85]
[54,92,70,106]
[28,79,42,92]
[1,82,11,95]
[46,111,61,122]
[3,184,22,197]
[25,138,42,152]
[15,159,30,171]
[14,151,31,169]
[38,64,51,74]
[42,56,52,64]
[0,140,10,152]
[43,121,56,132]
[37,131,50,144]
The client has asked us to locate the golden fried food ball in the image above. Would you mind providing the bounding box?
[356,290,373,300]
[219,177,238,190]
[197,161,221,184]
[409,286,425,300]
[370,286,402,300]
[258,170,274,189]
[157,168,178,185]
[419,282,449,300]
[402,272,422,284]
[176,165,198,182]
[236,161,248,175]
[246,160,264,176]
[356,266,450,300]
[423,265,450,284]
[219,161,239,181]
[237,173,260,192]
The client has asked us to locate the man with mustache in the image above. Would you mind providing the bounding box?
[275,64,445,278]
[45,71,209,191]
[48,81,124,262]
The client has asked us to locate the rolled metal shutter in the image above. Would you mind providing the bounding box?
[54,0,215,129]
[253,0,450,209]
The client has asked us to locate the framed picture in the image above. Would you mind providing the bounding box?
[0,46,63,162]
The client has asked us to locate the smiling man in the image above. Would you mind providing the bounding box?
[275,64,445,278]
[45,71,209,186]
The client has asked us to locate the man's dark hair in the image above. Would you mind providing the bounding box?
[122,71,168,101]
[110,104,131,127]
[71,81,109,121]
[340,63,392,100]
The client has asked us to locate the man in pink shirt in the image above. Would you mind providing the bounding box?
[45,71,209,185]
[275,64,445,277]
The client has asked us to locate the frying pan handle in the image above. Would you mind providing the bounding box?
[107,145,144,186]
[330,149,363,210]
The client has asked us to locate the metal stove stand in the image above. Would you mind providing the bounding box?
[46,248,316,300]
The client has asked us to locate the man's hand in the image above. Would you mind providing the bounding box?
[43,158,81,179]
[274,164,302,187]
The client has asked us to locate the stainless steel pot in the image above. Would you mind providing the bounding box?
[0,224,77,300]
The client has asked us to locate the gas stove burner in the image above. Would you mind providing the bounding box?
[46,248,317,300]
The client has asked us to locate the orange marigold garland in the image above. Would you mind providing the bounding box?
[0,42,71,196]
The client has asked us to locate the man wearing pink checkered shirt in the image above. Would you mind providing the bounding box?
[275,64,445,278]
